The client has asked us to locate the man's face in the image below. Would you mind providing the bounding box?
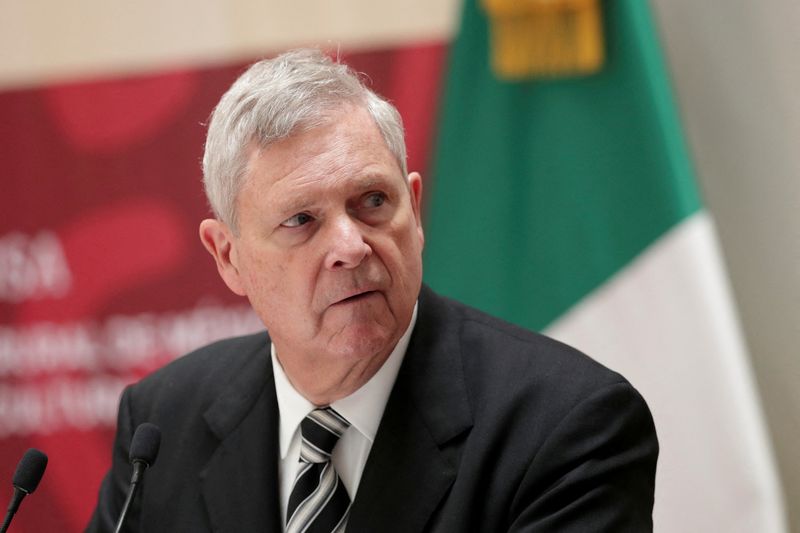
[201,104,424,391]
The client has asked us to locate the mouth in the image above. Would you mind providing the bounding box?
[334,289,378,306]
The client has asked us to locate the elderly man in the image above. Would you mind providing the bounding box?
[88,49,658,532]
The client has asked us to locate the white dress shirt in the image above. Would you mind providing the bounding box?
[272,304,418,529]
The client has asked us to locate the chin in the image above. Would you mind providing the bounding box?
[328,326,396,361]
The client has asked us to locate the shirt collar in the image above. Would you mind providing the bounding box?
[272,303,418,459]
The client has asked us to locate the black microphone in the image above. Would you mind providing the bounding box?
[114,423,161,533]
[0,448,48,533]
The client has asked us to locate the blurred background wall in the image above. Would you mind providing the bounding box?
[0,0,796,530]
[648,4,800,529]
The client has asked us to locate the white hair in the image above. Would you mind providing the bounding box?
[202,48,408,231]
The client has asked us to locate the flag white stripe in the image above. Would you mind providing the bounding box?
[546,211,787,533]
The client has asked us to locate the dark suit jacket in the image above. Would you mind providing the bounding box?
[87,285,658,532]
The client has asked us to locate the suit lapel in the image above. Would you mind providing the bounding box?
[348,286,473,533]
[199,337,283,532]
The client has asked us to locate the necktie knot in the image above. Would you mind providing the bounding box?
[299,407,350,464]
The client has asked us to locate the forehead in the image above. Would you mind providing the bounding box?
[242,105,405,202]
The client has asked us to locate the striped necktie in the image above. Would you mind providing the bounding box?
[286,407,351,533]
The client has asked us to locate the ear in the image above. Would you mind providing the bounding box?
[199,219,247,296]
[407,172,425,248]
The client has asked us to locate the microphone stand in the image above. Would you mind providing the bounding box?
[113,460,147,533]
[0,487,27,533]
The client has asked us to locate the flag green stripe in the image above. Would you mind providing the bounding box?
[424,0,702,330]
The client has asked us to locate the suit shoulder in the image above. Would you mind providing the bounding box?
[422,288,632,403]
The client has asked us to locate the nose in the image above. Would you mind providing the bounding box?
[323,214,372,270]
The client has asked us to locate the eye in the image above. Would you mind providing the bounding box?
[281,212,314,228]
[364,192,386,208]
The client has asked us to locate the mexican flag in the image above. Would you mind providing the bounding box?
[423,0,787,531]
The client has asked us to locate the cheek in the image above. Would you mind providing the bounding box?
[236,249,282,303]
[242,263,296,332]
[240,248,315,312]
[385,225,424,284]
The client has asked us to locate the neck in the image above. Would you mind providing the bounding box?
[276,348,394,406]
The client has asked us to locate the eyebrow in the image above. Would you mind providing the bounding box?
[274,195,313,218]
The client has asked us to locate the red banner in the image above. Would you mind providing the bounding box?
[0,43,445,531]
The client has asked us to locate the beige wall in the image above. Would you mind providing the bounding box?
[0,0,459,89]
[651,1,800,529]
[1,0,797,529]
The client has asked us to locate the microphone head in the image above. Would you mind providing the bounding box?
[12,448,48,494]
[129,423,161,467]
